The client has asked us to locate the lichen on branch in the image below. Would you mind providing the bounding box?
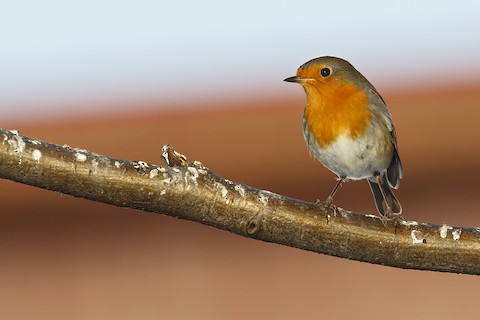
[1,127,480,275]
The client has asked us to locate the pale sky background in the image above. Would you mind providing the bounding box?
[1,0,480,121]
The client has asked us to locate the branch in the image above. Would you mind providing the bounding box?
[1,128,479,275]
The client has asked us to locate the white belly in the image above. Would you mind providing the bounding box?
[303,122,392,180]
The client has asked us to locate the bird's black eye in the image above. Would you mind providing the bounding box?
[320,67,331,77]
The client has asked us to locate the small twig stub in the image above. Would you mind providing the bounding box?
[1,128,480,275]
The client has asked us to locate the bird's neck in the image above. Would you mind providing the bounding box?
[303,81,371,148]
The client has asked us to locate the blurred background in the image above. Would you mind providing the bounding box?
[1,0,480,319]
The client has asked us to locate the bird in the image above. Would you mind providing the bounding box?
[284,56,403,218]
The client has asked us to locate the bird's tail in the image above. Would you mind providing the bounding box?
[368,174,401,216]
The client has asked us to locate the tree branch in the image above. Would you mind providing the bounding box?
[1,127,479,275]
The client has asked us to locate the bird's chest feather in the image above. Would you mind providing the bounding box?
[302,81,391,178]
[303,80,371,148]
[303,124,391,179]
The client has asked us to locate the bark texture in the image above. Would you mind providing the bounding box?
[1,128,479,275]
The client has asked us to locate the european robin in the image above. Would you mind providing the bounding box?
[285,56,403,218]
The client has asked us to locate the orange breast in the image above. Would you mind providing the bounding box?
[303,78,371,148]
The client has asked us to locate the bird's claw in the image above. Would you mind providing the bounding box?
[314,196,337,223]
[379,209,405,227]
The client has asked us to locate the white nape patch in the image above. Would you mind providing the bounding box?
[149,168,159,179]
[9,129,19,135]
[32,149,42,163]
[75,152,87,162]
[452,228,462,241]
[114,161,121,168]
[234,184,246,197]
[411,230,425,245]
[439,224,450,239]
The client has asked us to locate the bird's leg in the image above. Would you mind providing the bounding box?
[325,177,344,207]
[374,174,392,215]
[373,174,403,223]
[315,177,345,218]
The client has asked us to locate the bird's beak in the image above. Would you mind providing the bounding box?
[284,76,303,83]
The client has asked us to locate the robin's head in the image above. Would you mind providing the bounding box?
[284,56,374,144]
[284,56,369,92]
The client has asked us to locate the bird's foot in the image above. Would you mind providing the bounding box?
[379,208,405,227]
[314,196,337,223]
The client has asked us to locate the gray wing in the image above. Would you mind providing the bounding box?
[369,88,403,189]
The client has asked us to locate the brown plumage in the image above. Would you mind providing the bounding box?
[285,56,403,218]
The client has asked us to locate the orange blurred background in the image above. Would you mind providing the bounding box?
[1,82,480,319]
[3,0,480,317]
